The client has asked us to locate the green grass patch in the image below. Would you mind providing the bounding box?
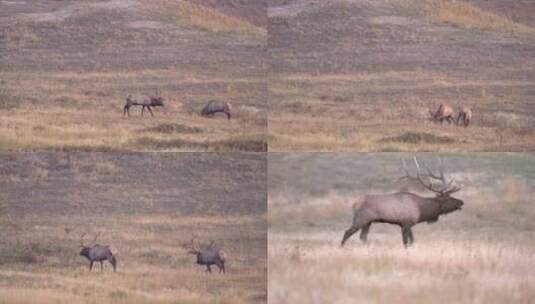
[146,123,203,134]
[381,132,455,145]
[134,137,267,152]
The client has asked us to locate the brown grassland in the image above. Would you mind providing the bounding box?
[268,0,535,151]
[0,0,267,151]
[268,153,535,303]
[0,153,267,303]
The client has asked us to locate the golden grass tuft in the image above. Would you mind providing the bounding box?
[268,68,535,152]
[423,0,533,33]
[0,213,267,304]
[269,161,535,304]
[0,70,266,152]
[142,0,266,38]
[269,233,535,304]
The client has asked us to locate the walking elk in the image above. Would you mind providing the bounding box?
[123,92,165,117]
[341,157,463,248]
[79,233,117,272]
[182,238,226,273]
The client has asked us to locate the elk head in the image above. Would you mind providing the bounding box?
[400,157,463,213]
[152,89,164,107]
[181,237,203,263]
[79,233,99,258]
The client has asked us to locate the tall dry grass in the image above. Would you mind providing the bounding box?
[268,154,535,303]
[0,213,267,304]
[0,70,266,151]
[269,233,535,304]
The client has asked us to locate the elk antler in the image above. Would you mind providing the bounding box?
[412,157,462,195]
[93,232,100,245]
[413,157,441,193]
[182,237,200,254]
[397,157,419,182]
[80,233,86,247]
[400,157,462,195]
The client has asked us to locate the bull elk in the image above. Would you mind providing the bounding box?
[341,157,463,248]
[430,103,455,124]
[456,106,472,127]
[182,238,226,273]
[200,100,232,120]
[123,92,165,117]
[79,233,117,272]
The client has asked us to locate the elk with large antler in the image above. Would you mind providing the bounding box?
[341,157,463,247]
[182,237,226,273]
[79,233,117,272]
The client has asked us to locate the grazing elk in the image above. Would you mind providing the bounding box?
[456,106,472,127]
[341,157,463,248]
[79,233,117,272]
[430,103,455,124]
[123,93,164,117]
[182,238,226,273]
[200,100,232,120]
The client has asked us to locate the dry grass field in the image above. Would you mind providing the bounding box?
[0,153,267,303]
[268,0,535,151]
[268,153,535,303]
[0,0,267,151]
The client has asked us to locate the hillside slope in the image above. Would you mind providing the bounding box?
[0,153,267,303]
[0,0,267,151]
[268,0,535,151]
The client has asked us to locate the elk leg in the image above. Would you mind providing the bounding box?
[89,261,93,271]
[341,224,362,247]
[123,105,130,117]
[359,222,371,243]
[109,256,117,272]
[218,262,225,273]
[147,106,154,117]
[141,105,145,116]
[206,265,212,273]
[100,261,103,271]
[401,228,408,247]
[408,228,414,245]
[225,111,231,120]
[401,225,413,248]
